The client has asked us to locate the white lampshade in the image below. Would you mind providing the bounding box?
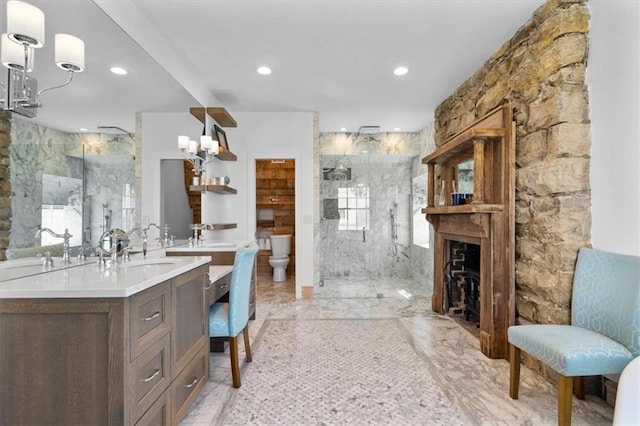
[178,135,189,150]
[188,140,199,154]
[211,139,219,154]
[1,33,33,71]
[7,0,45,48]
[55,34,84,72]
[200,135,213,151]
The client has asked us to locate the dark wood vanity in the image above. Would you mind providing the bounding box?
[0,261,210,425]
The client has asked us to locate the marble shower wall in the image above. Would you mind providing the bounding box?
[9,116,135,249]
[318,132,421,281]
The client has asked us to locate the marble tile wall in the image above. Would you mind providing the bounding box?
[8,116,135,249]
[318,132,422,283]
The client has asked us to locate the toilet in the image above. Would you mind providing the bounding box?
[268,234,291,282]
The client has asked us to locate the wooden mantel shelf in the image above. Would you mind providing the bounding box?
[189,184,237,194]
[190,107,237,127]
[422,128,504,165]
[422,204,504,215]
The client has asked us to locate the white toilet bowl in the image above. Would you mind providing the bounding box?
[268,257,290,282]
[268,234,291,282]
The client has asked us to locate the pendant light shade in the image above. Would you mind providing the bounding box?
[178,135,190,150]
[55,34,85,72]
[1,33,33,71]
[7,0,45,48]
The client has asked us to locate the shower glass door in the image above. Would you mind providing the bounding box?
[317,132,417,299]
[318,136,375,298]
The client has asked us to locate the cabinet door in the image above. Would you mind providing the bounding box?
[171,265,208,378]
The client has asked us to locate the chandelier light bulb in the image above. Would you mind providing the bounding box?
[178,135,189,150]
[55,34,85,72]
[7,0,45,48]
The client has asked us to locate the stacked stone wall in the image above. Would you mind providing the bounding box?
[434,0,591,325]
[0,111,10,261]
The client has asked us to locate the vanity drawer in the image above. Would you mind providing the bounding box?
[208,272,231,305]
[130,280,171,360]
[135,390,170,426]
[170,342,208,424]
[131,334,171,421]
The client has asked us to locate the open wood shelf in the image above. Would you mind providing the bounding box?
[189,107,237,127]
[215,146,237,161]
[206,223,237,230]
[189,184,237,194]
[422,204,504,215]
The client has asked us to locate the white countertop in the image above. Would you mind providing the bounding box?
[0,252,211,299]
[165,239,254,253]
[209,265,234,282]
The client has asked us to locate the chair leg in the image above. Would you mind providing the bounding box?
[243,325,252,363]
[558,374,573,426]
[509,344,521,399]
[229,336,241,388]
[573,376,585,400]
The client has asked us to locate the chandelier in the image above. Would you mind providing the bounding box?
[178,133,219,177]
[0,0,85,118]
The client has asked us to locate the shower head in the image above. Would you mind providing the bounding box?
[358,125,380,135]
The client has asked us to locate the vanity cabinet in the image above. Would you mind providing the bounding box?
[0,263,209,426]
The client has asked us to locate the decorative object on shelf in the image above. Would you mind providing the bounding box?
[1,0,85,118]
[214,124,229,151]
[178,130,219,176]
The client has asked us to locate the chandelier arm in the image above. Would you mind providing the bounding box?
[36,70,74,99]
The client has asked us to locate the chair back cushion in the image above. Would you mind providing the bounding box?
[571,247,640,356]
[228,242,259,336]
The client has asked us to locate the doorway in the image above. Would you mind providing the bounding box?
[255,159,296,283]
[160,159,193,239]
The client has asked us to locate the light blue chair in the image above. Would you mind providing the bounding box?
[508,247,640,426]
[209,242,259,388]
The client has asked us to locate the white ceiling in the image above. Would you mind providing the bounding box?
[2,0,545,134]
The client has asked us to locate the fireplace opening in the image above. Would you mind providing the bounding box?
[445,241,481,325]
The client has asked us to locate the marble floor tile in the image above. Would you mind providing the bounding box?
[180,275,615,425]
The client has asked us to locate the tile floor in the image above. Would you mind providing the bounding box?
[181,276,615,425]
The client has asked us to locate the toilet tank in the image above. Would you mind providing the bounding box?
[270,234,291,257]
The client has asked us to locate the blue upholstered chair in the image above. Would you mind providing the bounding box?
[508,247,640,426]
[209,242,259,388]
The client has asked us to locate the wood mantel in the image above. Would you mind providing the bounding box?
[423,103,515,359]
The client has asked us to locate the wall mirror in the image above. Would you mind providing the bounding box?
[456,159,474,194]
[1,0,198,259]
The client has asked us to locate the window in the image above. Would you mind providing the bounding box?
[338,187,369,231]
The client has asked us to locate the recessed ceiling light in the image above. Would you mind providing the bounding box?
[393,66,408,76]
[394,127,400,131]
[361,150,368,154]
[79,128,88,132]
[110,66,127,75]
[257,66,271,75]
[340,127,347,132]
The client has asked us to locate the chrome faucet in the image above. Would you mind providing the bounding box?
[145,223,162,250]
[190,223,206,246]
[35,226,73,265]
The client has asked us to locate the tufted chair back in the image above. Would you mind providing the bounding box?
[228,242,259,336]
[571,247,640,357]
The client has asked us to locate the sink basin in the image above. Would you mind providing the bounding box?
[0,258,46,270]
[0,257,70,282]
[122,258,182,268]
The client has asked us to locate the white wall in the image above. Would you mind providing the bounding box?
[206,112,315,299]
[588,1,640,256]
[141,112,202,241]
[141,111,315,298]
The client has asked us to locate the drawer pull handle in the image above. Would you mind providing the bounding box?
[142,311,161,322]
[218,283,229,289]
[185,376,198,388]
[204,273,212,290]
[142,368,160,383]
